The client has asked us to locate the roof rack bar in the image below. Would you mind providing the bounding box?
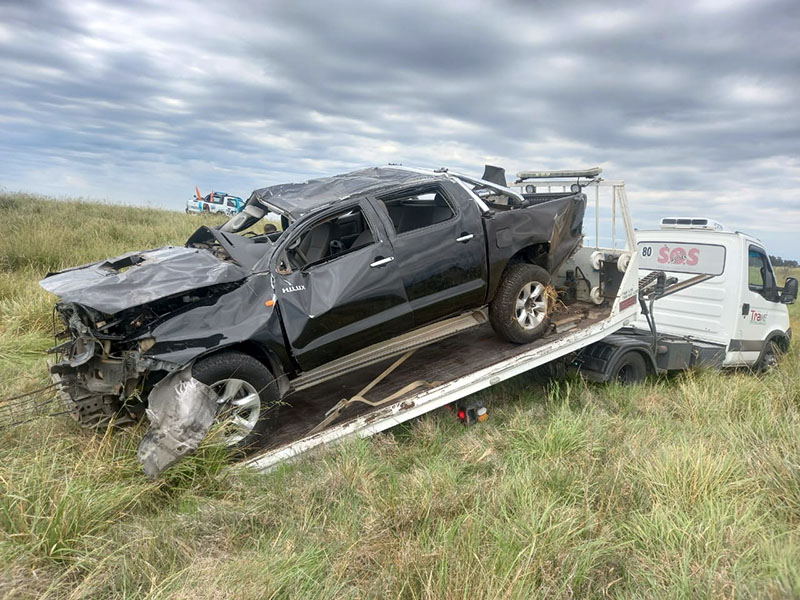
[515,167,603,181]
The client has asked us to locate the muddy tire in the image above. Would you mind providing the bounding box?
[530,358,567,385]
[757,340,781,374]
[610,351,648,384]
[490,263,551,344]
[191,351,280,451]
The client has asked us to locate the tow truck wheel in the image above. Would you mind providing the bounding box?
[490,263,551,344]
[191,351,280,450]
[611,351,647,384]
[757,341,781,374]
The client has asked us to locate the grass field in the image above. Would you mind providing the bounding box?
[1,192,799,599]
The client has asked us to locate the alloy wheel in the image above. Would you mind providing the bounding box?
[515,282,547,330]
[209,378,261,446]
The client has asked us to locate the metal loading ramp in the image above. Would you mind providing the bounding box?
[245,301,620,472]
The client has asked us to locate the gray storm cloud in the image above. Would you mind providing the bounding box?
[1,0,798,256]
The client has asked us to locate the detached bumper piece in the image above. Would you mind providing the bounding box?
[137,367,218,479]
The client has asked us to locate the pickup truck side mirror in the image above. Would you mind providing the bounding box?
[780,277,798,304]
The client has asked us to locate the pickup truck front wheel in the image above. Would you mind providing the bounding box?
[490,264,551,344]
[191,351,280,450]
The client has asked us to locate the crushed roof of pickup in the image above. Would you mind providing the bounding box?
[248,167,441,218]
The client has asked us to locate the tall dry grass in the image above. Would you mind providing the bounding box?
[0,192,798,598]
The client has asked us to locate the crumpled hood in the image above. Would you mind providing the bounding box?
[40,246,249,315]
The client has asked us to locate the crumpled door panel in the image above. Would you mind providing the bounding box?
[275,244,411,371]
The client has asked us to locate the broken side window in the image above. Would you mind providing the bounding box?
[280,205,375,273]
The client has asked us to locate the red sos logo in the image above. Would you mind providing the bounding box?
[655,245,700,266]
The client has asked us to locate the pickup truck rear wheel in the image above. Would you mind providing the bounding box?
[191,351,280,450]
[490,263,551,344]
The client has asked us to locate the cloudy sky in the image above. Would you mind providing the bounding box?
[1,0,799,257]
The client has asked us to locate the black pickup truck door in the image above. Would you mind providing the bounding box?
[272,199,411,371]
[372,180,488,327]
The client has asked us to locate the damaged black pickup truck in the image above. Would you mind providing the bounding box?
[41,165,585,476]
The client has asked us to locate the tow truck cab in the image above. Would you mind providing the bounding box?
[577,217,797,381]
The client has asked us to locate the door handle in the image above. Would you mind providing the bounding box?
[370,256,395,268]
[741,303,749,316]
[456,233,474,243]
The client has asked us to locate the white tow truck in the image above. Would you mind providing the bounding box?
[575,217,797,382]
[245,179,797,473]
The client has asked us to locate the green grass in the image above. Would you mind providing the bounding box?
[1,191,799,598]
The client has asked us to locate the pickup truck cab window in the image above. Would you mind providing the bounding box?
[278,205,375,273]
[376,189,456,235]
[373,181,487,326]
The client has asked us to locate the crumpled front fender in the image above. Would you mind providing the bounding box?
[136,366,218,478]
[140,271,291,374]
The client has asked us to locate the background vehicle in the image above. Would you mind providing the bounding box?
[576,217,797,382]
[186,189,244,216]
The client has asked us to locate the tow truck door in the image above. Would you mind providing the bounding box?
[733,243,781,365]
[272,200,411,371]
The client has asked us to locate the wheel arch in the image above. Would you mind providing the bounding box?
[508,242,550,270]
[577,336,657,383]
[609,346,657,377]
[754,329,791,366]
[766,329,791,353]
[486,241,551,303]
[192,341,291,398]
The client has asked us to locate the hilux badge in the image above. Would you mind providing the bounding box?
[282,285,306,294]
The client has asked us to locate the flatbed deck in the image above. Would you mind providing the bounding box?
[246,301,622,471]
